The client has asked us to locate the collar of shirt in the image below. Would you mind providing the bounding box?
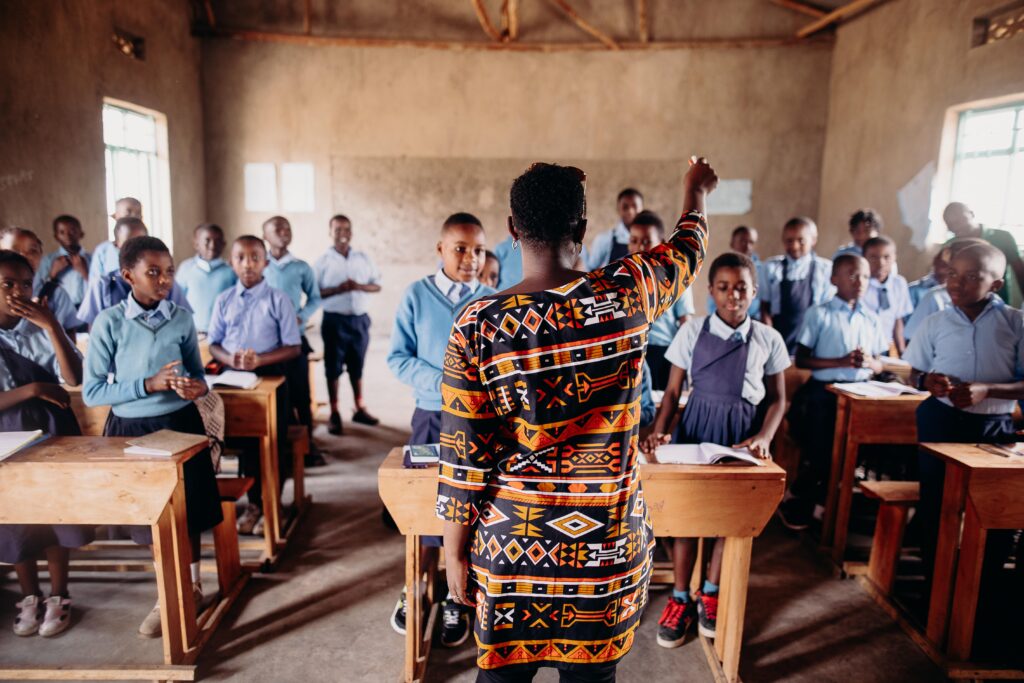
[709,313,752,342]
[785,253,813,269]
[612,221,630,243]
[826,295,867,317]
[2,318,34,339]
[951,293,1004,325]
[196,257,226,273]
[434,268,478,300]
[869,277,889,292]
[124,294,173,323]
[235,278,269,299]
[270,252,297,268]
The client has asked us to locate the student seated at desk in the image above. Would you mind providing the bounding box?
[862,236,912,355]
[77,217,192,326]
[908,247,950,310]
[82,236,221,639]
[208,235,301,536]
[904,242,1024,581]
[903,238,985,344]
[175,223,236,333]
[0,228,83,338]
[88,196,142,284]
[776,254,888,531]
[479,249,500,289]
[386,212,496,646]
[643,253,789,646]
[0,250,92,638]
[38,215,90,328]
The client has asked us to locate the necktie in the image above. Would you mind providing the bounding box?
[457,283,470,301]
[878,287,890,311]
[730,332,744,343]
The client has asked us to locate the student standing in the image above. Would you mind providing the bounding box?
[89,197,142,284]
[832,209,883,259]
[38,215,91,319]
[862,236,912,355]
[585,187,644,270]
[175,223,236,332]
[315,215,381,435]
[709,226,763,320]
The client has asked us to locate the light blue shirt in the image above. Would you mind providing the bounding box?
[903,285,951,342]
[265,252,321,327]
[796,296,889,382]
[649,288,696,347]
[34,279,82,330]
[207,279,301,355]
[585,221,630,271]
[0,319,77,389]
[863,274,912,344]
[83,300,204,418]
[176,256,237,332]
[707,253,762,320]
[903,295,1024,415]
[37,247,91,307]
[314,247,381,316]
[493,235,523,291]
[123,295,175,330]
[88,241,119,283]
[760,254,836,316]
[908,273,940,310]
[76,271,192,326]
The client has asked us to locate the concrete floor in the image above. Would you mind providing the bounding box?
[1,344,945,682]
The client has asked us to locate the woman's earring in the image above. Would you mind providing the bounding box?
[575,242,583,257]
[512,239,519,251]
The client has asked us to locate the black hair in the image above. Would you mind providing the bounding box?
[617,187,643,203]
[233,234,267,253]
[957,242,1007,278]
[0,249,34,276]
[0,226,41,246]
[862,235,894,254]
[442,212,484,233]
[484,250,499,262]
[120,236,170,271]
[944,236,988,258]
[53,214,82,232]
[831,253,865,275]
[195,222,224,237]
[509,163,586,247]
[849,209,883,232]
[262,216,289,230]
[329,214,351,226]
[731,225,753,238]
[629,210,664,236]
[783,216,817,234]
[708,252,757,283]
[114,216,146,237]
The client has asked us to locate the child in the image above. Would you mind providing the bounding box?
[832,209,882,259]
[89,196,142,283]
[262,216,322,464]
[643,253,789,646]
[862,236,912,355]
[176,223,236,332]
[479,250,500,289]
[776,254,889,530]
[903,239,986,343]
[715,226,762,320]
[0,250,91,638]
[904,242,1024,577]
[908,247,951,309]
[586,187,643,270]
[315,214,381,435]
[38,215,91,317]
[628,210,695,391]
[0,227,82,336]
[77,217,191,325]
[208,235,301,535]
[386,212,496,647]
[760,217,835,353]
[83,236,221,638]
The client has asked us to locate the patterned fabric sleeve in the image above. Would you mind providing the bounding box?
[436,307,504,526]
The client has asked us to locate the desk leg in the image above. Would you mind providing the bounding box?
[267,389,283,547]
[947,500,986,661]
[153,483,197,664]
[715,537,751,683]
[926,464,967,647]
[830,433,861,566]
[405,534,421,683]
[821,396,851,549]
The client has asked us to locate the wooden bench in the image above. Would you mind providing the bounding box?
[860,481,919,596]
[214,477,254,596]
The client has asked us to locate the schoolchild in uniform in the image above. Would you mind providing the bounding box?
[175,223,236,332]
[903,238,986,343]
[832,209,882,259]
[39,215,91,323]
[708,226,763,320]
[760,217,835,353]
[643,253,789,646]
[908,247,951,310]
[83,236,221,638]
[0,228,82,337]
[89,197,142,284]
[585,187,644,270]
[862,236,912,354]
[479,250,501,289]
[776,254,889,531]
[0,250,91,638]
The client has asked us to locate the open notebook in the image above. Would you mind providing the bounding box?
[205,371,260,389]
[652,443,766,467]
[837,380,925,398]
[124,430,209,457]
[0,430,45,462]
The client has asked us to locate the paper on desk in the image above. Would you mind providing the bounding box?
[124,429,209,457]
[654,443,765,466]
[205,370,259,389]
[839,381,924,398]
[0,430,45,462]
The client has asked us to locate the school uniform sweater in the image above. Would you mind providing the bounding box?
[176,256,237,331]
[265,253,322,327]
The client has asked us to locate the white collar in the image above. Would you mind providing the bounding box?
[709,313,751,341]
[124,294,173,321]
[270,252,296,267]
[434,268,478,297]
[195,257,226,273]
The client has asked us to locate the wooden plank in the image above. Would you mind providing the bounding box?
[719,538,753,682]
[637,0,649,42]
[501,0,519,41]
[470,0,503,41]
[946,500,986,662]
[820,392,851,547]
[769,0,827,18]
[796,0,888,38]
[860,480,919,503]
[0,666,195,680]
[542,0,620,50]
[867,502,909,595]
[927,463,967,646]
[964,469,1024,528]
[829,417,862,564]
[153,502,186,665]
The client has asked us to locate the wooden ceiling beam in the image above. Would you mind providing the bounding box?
[470,0,503,42]
[638,0,650,42]
[796,0,888,37]
[501,0,519,42]
[203,0,216,28]
[303,0,311,35]
[768,0,827,19]
[542,0,620,50]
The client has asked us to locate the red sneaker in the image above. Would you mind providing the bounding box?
[656,596,696,648]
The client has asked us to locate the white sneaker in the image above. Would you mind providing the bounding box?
[139,603,161,638]
[39,596,72,637]
[13,595,42,636]
[252,515,265,536]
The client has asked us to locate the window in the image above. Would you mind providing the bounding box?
[102,99,173,248]
[949,101,1024,244]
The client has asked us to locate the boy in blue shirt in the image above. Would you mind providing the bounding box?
[209,236,301,536]
[862,236,912,355]
[905,242,1024,580]
[263,216,322,465]
[89,197,142,284]
[176,223,236,332]
[38,215,90,319]
[585,187,643,270]
[0,228,82,338]
[777,254,888,530]
[387,212,496,647]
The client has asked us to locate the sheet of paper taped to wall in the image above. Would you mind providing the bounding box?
[706,179,752,216]
[898,161,936,251]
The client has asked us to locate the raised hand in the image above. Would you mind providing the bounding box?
[684,156,719,196]
[6,295,58,330]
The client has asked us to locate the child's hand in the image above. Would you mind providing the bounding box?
[923,372,954,398]
[865,356,884,374]
[145,361,181,394]
[734,435,772,459]
[641,432,671,456]
[170,376,207,401]
[6,295,58,330]
[684,157,719,195]
[843,348,867,368]
[949,382,988,409]
[49,256,71,280]
[30,382,71,409]
[233,349,258,371]
[69,253,88,278]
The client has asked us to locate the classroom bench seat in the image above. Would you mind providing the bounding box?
[861,480,919,596]
[215,477,254,595]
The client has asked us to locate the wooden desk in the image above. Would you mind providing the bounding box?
[0,436,240,681]
[378,448,784,683]
[921,443,1024,669]
[821,386,926,566]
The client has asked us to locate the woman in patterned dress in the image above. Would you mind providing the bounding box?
[437,158,718,681]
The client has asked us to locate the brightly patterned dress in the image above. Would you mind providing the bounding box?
[436,211,708,670]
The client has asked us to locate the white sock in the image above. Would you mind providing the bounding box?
[190,561,201,584]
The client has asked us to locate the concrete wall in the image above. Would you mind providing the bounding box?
[817,0,1024,281]
[0,0,205,260]
[201,40,833,328]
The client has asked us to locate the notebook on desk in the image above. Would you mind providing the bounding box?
[124,430,209,457]
[650,443,766,466]
[0,430,46,462]
[204,370,260,390]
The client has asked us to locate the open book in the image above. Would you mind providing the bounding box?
[837,380,925,398]
[0,430,45,462]
[124,430,209,457]
[653,443,766,467]
[205,371,259,390]
[402,444,440,466]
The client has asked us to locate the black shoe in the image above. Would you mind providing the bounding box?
[696,591,718,639]
[352,409,379,426]
[440,601,470,648]
[327,412,343,436]
[776,497,811,531]
[390,589,407,635]
[656,597,696,648]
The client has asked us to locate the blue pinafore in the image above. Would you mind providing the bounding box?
[775,256,819,353]
[676,318,760,445]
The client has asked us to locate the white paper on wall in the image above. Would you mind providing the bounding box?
[244,163,277,212]
[898,161,936,251]
[707,179,752,216]
[281,163,316,212]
